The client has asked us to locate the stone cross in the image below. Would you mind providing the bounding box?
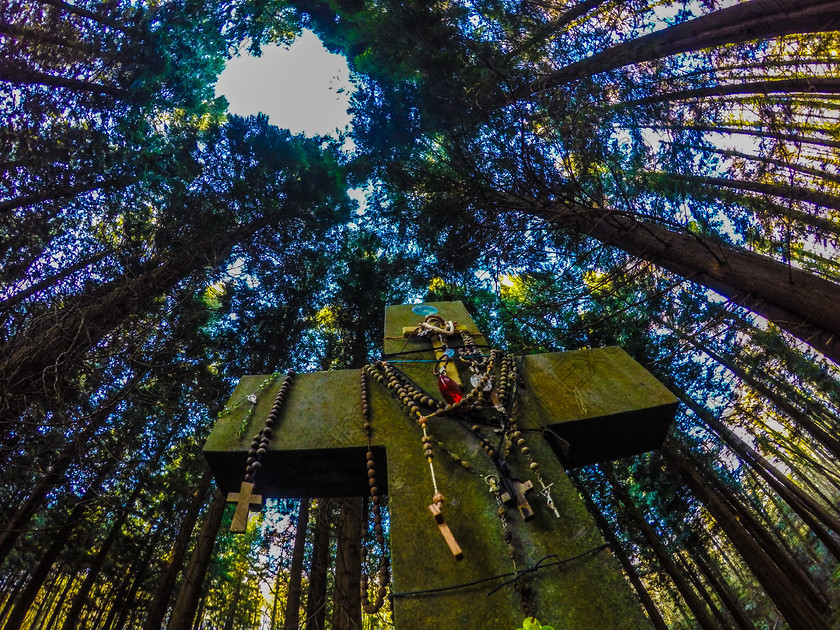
[204,301,677,629]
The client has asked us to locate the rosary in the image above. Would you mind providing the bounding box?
[360,314,562,614]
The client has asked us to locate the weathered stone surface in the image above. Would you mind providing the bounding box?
[204,301,676,629]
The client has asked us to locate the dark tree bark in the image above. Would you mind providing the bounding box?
[3,464,112,630]
[505,195,840,363]
[142,476,212,630]
[618,77,840,108]
[511,0,840,99]
[600,464,719,630]
[0,178,130,213]
[0,65,124,95]
[662,442,830,630]
[661,172,840,212]
[305,499,331,630]
[640,124,840,151]
[678,390,840,560]
[690,542,755,630]
[166,489,226,630]
[570,472,668,630]
[283,499,310,630]
[331,498,363,630]
[59,485,143,630]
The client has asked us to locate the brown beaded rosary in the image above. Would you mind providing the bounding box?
[227,370,295,533]
[364,316,561,574]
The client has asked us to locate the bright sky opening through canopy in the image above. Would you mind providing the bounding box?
[215,30,354,137]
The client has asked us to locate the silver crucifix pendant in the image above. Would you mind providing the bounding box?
[539,481,561,518]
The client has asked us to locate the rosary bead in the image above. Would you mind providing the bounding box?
[374,523,383,536]
[508,548,516,559]
[512,430,521,438]
[410,405,419,414]
[377,586,387,598]
[366,451,374,460]
[461,461,472,470]
[246,456,256,465]
[251,461,262,470]
[262,428,272,438]
[363,422,372,431]
[521,446,530,455]
[370,486,379,496]
[369,477,377,487]
[248,448,257,457]
[367,460,375,469]
[497,506,506,516]
[517,438,526,446]
[471,424,481,432]
[432,492,444,504]
[368,469,376,478]
[374,597,384,609]
[256,448,267,457]
[424,449,434,458]
[529,462,539,470]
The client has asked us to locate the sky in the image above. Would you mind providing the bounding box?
[215,30,353,137]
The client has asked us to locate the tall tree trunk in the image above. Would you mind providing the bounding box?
[3,465,111,630]
[110,527,164,630]
[637,123,840,151]
[674,551,730,628]
[662,442,830,630]
[35,0,136,34]
[304,499,331,630]
[59,485,142,630]
[570,472,668,630]
[683,145,840,186]
[0,178,130,213]
[600,464,719,630]
[661,172,840,212]
[166,489,226,630]
[504,195,840,363]
[511,0,840,98]
[690,543,755,630]
[283,499,310,630]
[618,77,840,108]
[679,390,840,559]
[0,218,269,419]
[331,498,363,630]
[0,372,141,566]
[143,475,212,630]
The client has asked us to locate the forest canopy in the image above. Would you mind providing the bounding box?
[2,0,840,629]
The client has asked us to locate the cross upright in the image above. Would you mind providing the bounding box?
[204,301,677,629]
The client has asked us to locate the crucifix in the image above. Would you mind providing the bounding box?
[204,301,677,628]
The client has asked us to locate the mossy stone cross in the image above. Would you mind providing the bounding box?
[204,301,677,629]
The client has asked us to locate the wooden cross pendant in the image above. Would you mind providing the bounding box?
[500,478,535,522]
[428,497,464,561]
[226,481,263,533]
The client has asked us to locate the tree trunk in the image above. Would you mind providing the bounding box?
[661,172,840,212]
[0,178,130,214]
[511,0,840,98]
[0,65,124,95]
[618,77,840,108]
[662,442,830,630]
[142,475,212,630]
[35,0,135,35]
[507,195,840,363]
[304,499,331,630]
[166,489,226,630]
[3,465,111,630]
[0,219,267,418]
[283,499,310,630]
[570,472,668,630]
[637,123,840,151]
[600,464,719,630]
[110,527,164,630]
[690,543,755,630]
[0,370,144,565]
[674,551,730,628]
[59,486,142,630]
[679,391,840,559]
[331,498,363,630]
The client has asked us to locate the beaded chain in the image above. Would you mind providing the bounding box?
[243,371,295,484]
[365,318,560,575]
[360,367,390,614]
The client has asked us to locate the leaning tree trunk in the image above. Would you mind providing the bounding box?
[617,77,840,109]
[504,195,840,363]
[167,489,227,630]
[689,542,755,630]
[283,499,310,630]
[510,0,840,98]
[662,442,830,630]
[634,123,840,151]
[570,472,668,630]
[599,464,719,630]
